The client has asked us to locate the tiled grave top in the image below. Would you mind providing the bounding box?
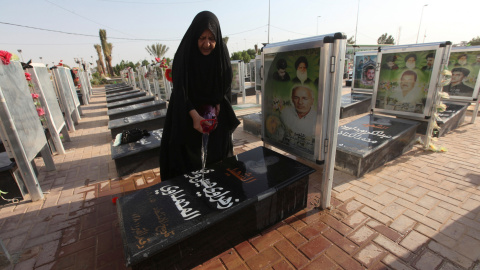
[107,101,166,116]
[117,146,315,266]
[337,114,420,158]
[111,129,162,159]
[108,109,167,129]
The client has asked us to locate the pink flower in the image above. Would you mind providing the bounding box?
[0,50,12,65]
[25,72,32,81]
[112,197,118,204]
[36,107,45,116]
[31,93,39,99]
[155,57,160,63]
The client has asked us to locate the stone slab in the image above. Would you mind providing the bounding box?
[107,92,146,103]
[106,96,155,110]
[106,90,140,99]
[111,129,163,177]
[411,102,468,137]
[106,83,127,89]
[116,146,315,268]
[335,114,420,177]
[0,152,26,205]
[108,109,167,137]
[340,93,372,119]
[107,100,167,121]
[105,86,134,94]
[243,112,262,137]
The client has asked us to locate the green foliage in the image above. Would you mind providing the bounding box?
[377,33,395,44]
[231,49,257,63]
[141,59,150,66]
[468,36,480,46]
[90,72,107,85]
[145,43,169,59]
[113,60,135,75]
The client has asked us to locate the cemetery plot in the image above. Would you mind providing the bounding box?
[106,91,146,103]
[106,86,134,94]
[116,146,315,268]
[335,114,419,177]
[243,112,262,137]
[106,89,140,99]
[340,93,372,119]
[107,100,166,120]
[106,96,155,110]
[414,102,468,137]
[108,109,167,137]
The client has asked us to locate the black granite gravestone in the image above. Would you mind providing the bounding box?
[340,93,372,119]
[111,129,162,176]
[106,90,140,99]
[108,100,167,121]
[108,109,167,137]
[105,86,134,94]
[410,102,468,137]
[243,112,262,137]
[106,96,155,110]
[116,146,315,269]
[335,114,420,177]
[0,152,26,205]
[107,92,146,103]
[106,83,127,89]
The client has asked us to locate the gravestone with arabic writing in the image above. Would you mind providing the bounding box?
[108,109,167,137]
[335,114,420,177]
[339,93,372,119]
[107,100,166,121]
[116,146,315,269]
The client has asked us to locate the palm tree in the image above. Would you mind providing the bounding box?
[99,29,114,76]
[145,43,169,59]
[93,44,106,75]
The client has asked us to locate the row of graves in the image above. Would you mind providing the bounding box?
[0,58,93,205]
[113,33,347,268]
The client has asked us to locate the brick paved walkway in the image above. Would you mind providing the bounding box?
[0,86,479,269]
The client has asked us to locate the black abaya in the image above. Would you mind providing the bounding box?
[159,11,240,181]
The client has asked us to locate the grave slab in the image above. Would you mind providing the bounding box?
[340,93,372,119]
[107,92,146,103]
[106,83,127,89]
[106,90,140,99]
[0,152,27,205]
[105,86,134,94]
[410,102,468,137]
[108,100,167,120]
[335,114,420,177]
[108,109,167,137]
[116,146,315,269]
[243,112,262,137]
[106,96,155,110]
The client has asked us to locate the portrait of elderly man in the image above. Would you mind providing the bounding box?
[403,53,417,70]
[361,65,375,86]
[291,56,312,85]
[390,70,424,111]
[281,85,316,137]
[443,67,474,97]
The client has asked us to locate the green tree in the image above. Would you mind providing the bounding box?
[145,43,169,59]
[468,36,480,46]
[141,59,150,66]
[93,44,106,75]
[377,33,395,44]
[99,29,114,76]
[347,36,355,45]
[231,49,257,63]
[113,60,135,75]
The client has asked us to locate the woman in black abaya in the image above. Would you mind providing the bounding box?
[159,11,240,180]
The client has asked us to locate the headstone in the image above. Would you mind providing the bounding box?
[413,102,468,137]
[108,109,167,137]
[106,96,155,110]
[106,90,140,99]
[340,93,372,119]
[0,152,26,205]
[111,129,162,176]
[335,114,420,177]
[106,92,146,103]
[107,100,167,120]
[116,146,315,268]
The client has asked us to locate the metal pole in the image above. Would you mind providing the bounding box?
[267,0,270,44]
[416,4,428,44]
[354,0,360,45]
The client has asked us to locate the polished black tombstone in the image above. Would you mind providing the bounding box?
[111,129,162,176]
[245,85,256,96]
[106,83,127,89]
[411,102,468,137]
[105,86,134,94]
[106,90,140,99]
[340,93,372,119]
[106,96,155,110]
[243,112,262,137]
[107,92,146,103]
[116,146,315,269]
[0,153,27,205]
[335,114,420,177]
[108,100,167,121]
[108,109,167,137]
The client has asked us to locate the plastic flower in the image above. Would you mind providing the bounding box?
[25,72,32,81]
[0,50,12,65]
[112,197,119,204]
[37,107,45,116]
[165,68,172,82]
[155,57,160,63]
[439,92,450,99]
[31,93,39,99]
[436,103,447,112]
[57,60,63,66]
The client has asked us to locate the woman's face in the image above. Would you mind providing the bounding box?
[198,29,216,56]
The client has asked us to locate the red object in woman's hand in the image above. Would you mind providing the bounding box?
[201,119,217,133]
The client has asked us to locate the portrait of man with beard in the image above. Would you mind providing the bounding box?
[292,56,312,85]
[455,54,468,67]
[403,54,417,70]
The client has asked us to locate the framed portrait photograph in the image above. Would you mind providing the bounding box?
[372,44,447,118]
[352,51,377,92]
[444,46,480,101]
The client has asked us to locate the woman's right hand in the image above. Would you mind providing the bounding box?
[189,109,208,133]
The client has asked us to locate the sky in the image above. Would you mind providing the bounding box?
[1,0,477,69]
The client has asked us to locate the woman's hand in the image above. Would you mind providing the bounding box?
[189,109,208,133]
[215,104,220,117]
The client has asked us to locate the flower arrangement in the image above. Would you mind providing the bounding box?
[57,60,63,67]
[28,79,48,128]
[165,68,172,82]
[0,50,12,65]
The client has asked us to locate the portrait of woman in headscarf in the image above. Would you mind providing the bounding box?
[160,11,240,180]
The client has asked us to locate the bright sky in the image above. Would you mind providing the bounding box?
[1,0,477,68]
